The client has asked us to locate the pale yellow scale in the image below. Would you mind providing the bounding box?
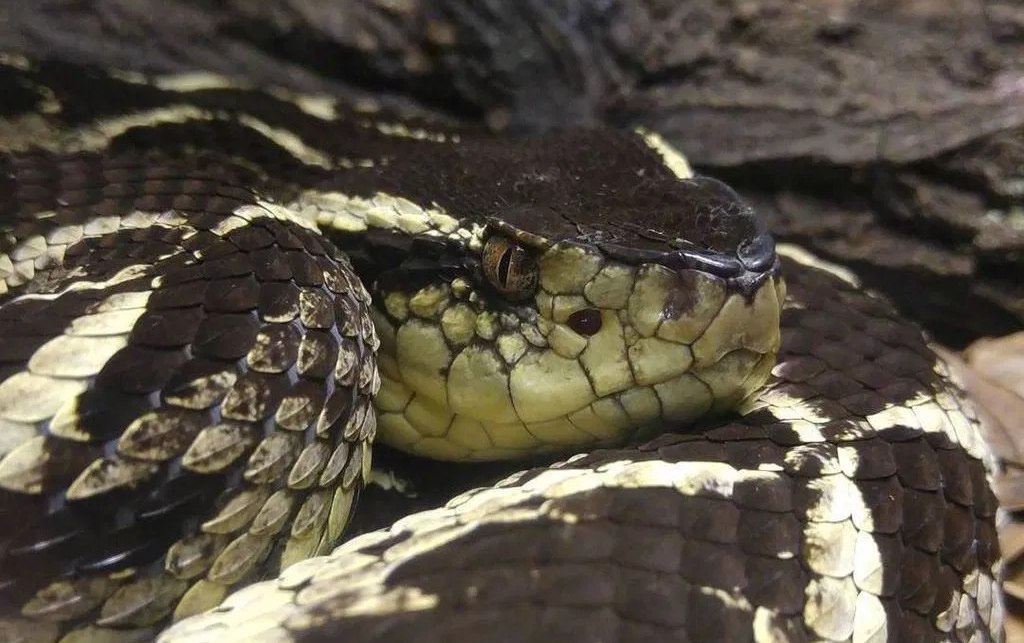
[367,229,784,461]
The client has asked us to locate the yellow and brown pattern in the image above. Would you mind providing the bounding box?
[162,251,1005,643]
[0,54,1005,643]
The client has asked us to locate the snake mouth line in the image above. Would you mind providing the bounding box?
[599,241,780,300]
[373,271,784,462]
[600,232,777,280]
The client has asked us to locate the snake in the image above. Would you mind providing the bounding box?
[0,53,1006,643]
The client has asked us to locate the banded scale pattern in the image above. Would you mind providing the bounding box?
[0,57,787,641]
[1,56,784,469]
[161,252,1004,643]
[0,149,380,642]
[0,54,1005,643]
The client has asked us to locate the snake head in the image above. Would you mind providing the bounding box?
[309,129,784,461]
[462,170,784,454]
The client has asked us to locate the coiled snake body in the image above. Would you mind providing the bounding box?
[0,56,1005,642]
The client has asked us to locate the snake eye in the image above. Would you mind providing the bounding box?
[481,236,538,300]
[567,308,602,336]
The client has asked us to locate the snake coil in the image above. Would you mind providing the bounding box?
[0,55,1005,643]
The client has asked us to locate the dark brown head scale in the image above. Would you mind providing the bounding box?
[595,175,779,296]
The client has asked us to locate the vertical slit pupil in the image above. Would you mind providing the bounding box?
[497,248,513,285]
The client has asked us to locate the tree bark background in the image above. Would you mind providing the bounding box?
[2,0,1022,347]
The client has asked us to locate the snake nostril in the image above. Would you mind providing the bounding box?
[737,233,776,272]
[567,309,602,336]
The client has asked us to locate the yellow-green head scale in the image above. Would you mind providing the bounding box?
[310,129,784,461]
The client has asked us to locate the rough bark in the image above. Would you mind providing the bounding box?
[2,0,1022,346]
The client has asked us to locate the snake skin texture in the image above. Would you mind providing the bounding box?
[0,151,380,641]
[162,252,1005,643]
[0,54,1006,643]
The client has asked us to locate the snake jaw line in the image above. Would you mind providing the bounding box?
[373,239,783,460]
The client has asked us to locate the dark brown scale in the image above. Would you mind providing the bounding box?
[317,389,355,437]
[678,497,740,543]
[691,591,757,641]
[773,354,825,383]
[296,330,340,378]
[201,254,254,279]
[735,510,801,557]
[188,211,232,232]
[731,472,793,512]
[655,436,728,464]
[287,251,326,287]
[203,275,261,313]
[704,422,769,443]
[900,613,941,643]
[131,306,205,347]
[810,341,864,371]
[935,447,975,507]
[160,359,237,410]
[805,369,862,399]
[922,427,959,451]
[268,223,307,250]
[969,460,999,518]
[318,256,353,293]
[844,329,888,359]
[342,398,371,441]
[975,519,1001,568]
[836,390,888,416]
[243,432,302,484]
[185,231,240,260]
[847,361,895,390]
[220,371,290,423]
[277,381,327,433]
[900,548,942,613]
[154,261,207,288]
[227,225,277,251]
[939,503,976,571]
[891,440,942,491]
[856,476,905,533]
[251,247,295,281]
[116,408,207,461]
[149,281,209,309]
[198,195,254,216]
[611,525,679,573]
[876,423,927,443]
[247,323,302,373]
[76,529,167,576]
[841,438,898,479]
[720,440,786,472]
[292,227,333,258]
[744,557,807,614]
[192,313,260,359]
[902,489,948,552]
[930,567,962,623]
[258,281,302,321]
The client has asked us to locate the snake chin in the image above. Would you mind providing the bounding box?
[371,268,785,462]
